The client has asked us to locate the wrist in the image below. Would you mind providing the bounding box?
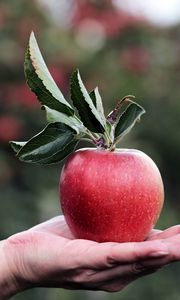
[0,239,26,299]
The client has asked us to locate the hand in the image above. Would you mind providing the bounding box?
[147,225,180,241]
[1,216,180,299]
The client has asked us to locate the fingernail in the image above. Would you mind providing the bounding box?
[149,251,169,257]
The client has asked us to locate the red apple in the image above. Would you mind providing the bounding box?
[60,148,164,243]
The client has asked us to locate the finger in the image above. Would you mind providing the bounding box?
[134,257,170,271]
[67,262,161,292]
[148,225,180,241]
[76,234,180,270]
[96,268,159,293]
[132,234,180,269]
[79,240,169,269]
[85,261,161,286]
[146,229,162,239]
[163,233,180,261]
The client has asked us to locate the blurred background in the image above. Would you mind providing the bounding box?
[0,0,180,299]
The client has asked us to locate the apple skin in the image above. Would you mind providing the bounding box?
[59,148,164,243]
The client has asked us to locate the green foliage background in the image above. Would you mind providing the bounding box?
[0,0,180,299]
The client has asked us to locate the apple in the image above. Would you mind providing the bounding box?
[60,148,164,243]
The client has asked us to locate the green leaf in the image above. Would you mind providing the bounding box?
[42,105,85,134]
[70,70,105,133]
[104,122,114,144]
[35,140,78,165]
[89,89,96,107]
[24,32,74,116]
[10,141,27,154]
[115,102,145,140]
[89,87,106,125]
[17,123,78,164]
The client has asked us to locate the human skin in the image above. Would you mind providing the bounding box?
[1,216,180,299]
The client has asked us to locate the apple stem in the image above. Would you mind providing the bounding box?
[106,95,135,125]
[84,125,117,151]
